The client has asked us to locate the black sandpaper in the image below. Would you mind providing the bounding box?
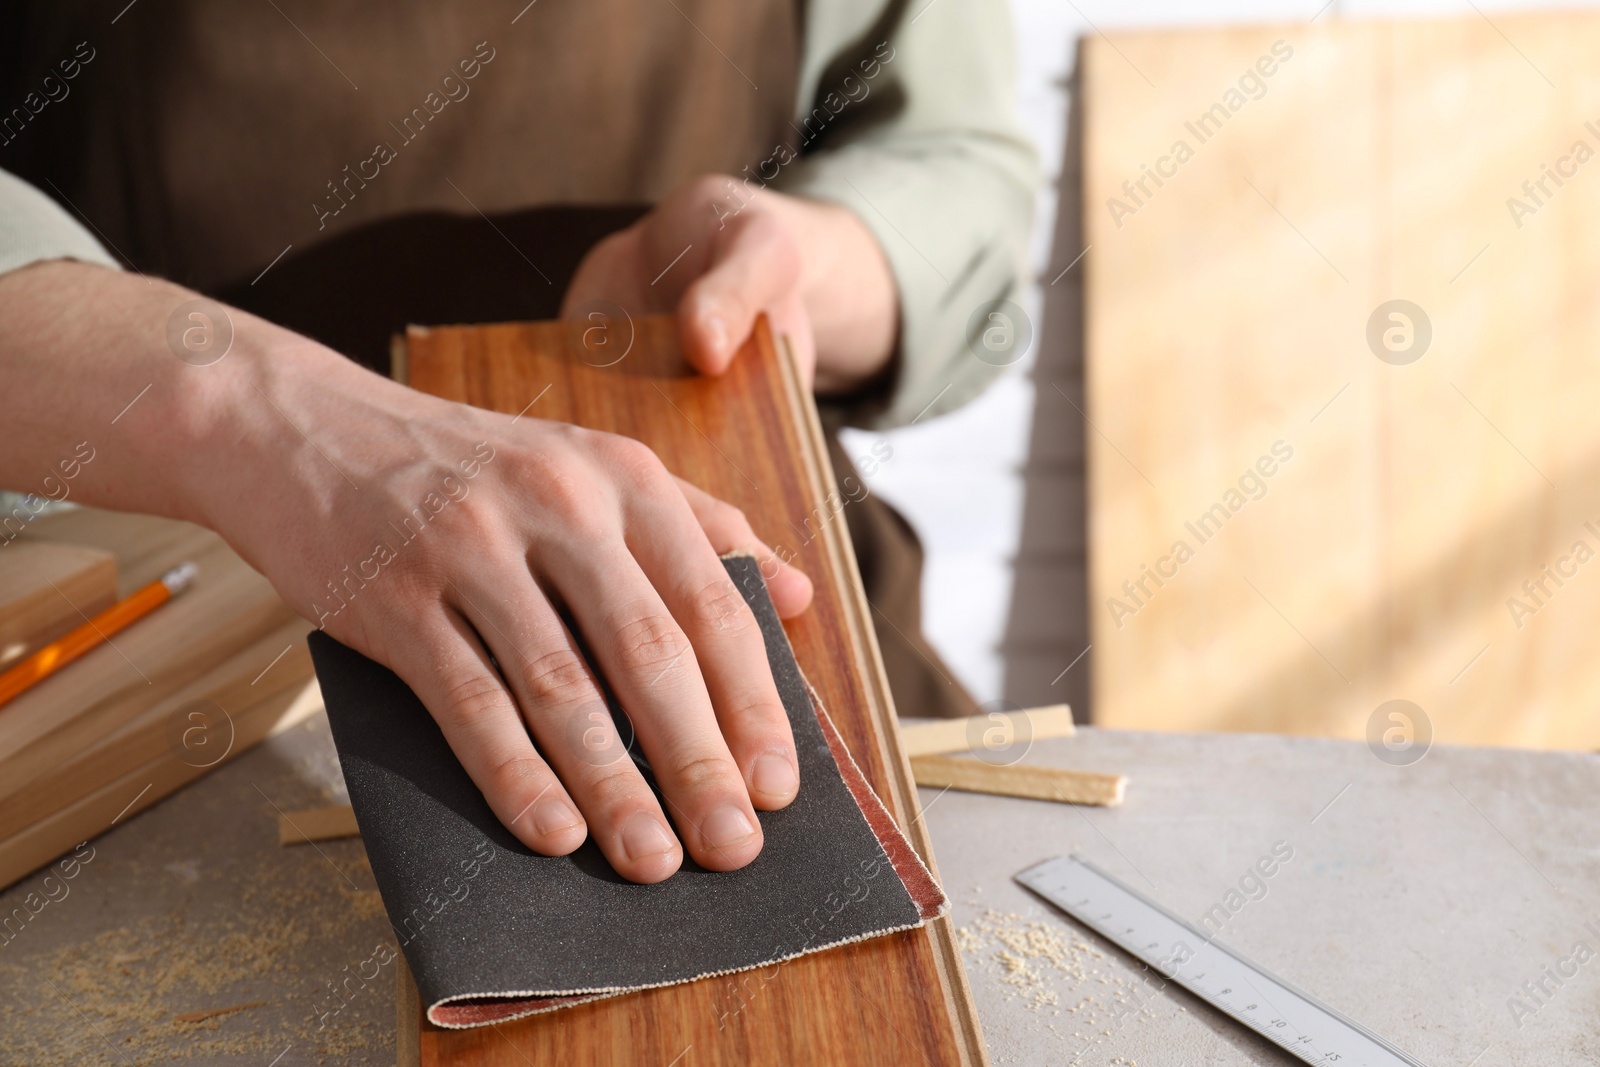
[309,555,941,1028]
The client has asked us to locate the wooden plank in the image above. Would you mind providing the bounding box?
[278,804,361,846]
[1082,14,1600,748]
[774,332,988,1066]
[908,755,1125,808]
[0,679,323,889]
[0,513,295,777]
[0,541,118,668]
[898,705,1076,758]
[0,619,313,840]
[403,316,986,1066]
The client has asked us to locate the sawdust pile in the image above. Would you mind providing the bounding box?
[956,907,1164,1047]
[0,859,391,1066]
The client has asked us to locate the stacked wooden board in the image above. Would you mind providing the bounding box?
[396,316,987,1066]
[0,541,118,668]
[0,508,320,889]
[1082,13,1600,748]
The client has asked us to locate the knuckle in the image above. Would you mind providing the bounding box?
[522,450,594,517]
[746,215,802,286]
[685,173,732,208]
[708,500,751,536]
[485,753,549,794]
[603,435,668,488]
[436,671,510,730]
[611,610,692,671]
[689,496,758,555]
[445,497,500,543]
[723,695,788,732]
[384,554,447,603]
[587,764,649,808]
[517,647,594,706]
[668,752,743,793]
[684,577,756,637]
[756,210,800,255]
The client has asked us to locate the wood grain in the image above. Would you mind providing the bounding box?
[0,541,118,668]
[898,705,1076,758]
[401,316,987,1066]
[1083,14,1600,748]
[908,755,1125,808]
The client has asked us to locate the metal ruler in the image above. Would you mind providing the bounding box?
[1016,855,1428,1067]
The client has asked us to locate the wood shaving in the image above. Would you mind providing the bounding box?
[955,907,1163,1033]
[173,1000,268,1024]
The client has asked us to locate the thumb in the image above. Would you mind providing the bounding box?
[678,210,801,375]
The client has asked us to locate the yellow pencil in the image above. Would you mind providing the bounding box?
[0,562,198,708]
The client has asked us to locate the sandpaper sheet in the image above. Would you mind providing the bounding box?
[309,554,945,1029]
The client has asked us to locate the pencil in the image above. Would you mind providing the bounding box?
[0,561,198,708]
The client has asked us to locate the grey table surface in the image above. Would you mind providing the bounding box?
[2,716,1595,1066]
[920,725,1600,1067]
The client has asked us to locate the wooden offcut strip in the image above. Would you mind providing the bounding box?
[898,705,1075,758]
[910,755,1126,808]
[173,1000,268,1024]
[278,804,360,845]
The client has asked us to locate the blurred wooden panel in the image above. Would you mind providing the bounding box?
[403,316,984,1066]
[1082,14,1600,748]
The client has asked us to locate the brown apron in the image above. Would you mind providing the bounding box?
[0,0,976,718]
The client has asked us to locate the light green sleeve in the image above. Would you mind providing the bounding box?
[776,0,1038,428]
[0,168,120,277]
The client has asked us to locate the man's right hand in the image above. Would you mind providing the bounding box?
[0,260,813,884]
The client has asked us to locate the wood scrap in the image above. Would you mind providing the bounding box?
[0,541,118,667]
[0,620,313,840]
[898,705,1075,758]
[172,1000,268,1024]
[0,509,310,891]
[278,804,359,845]
[0,515,295,788]
[910,754,1126,808]
[0,678,323,890]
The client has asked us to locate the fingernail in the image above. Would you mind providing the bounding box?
[703,313,728,357]
[533,796,581,837]
[752,754,798,799]
[620,812,677,860]
[702,805,758,850]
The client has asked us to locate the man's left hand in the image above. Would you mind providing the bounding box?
[563,173,898,394]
